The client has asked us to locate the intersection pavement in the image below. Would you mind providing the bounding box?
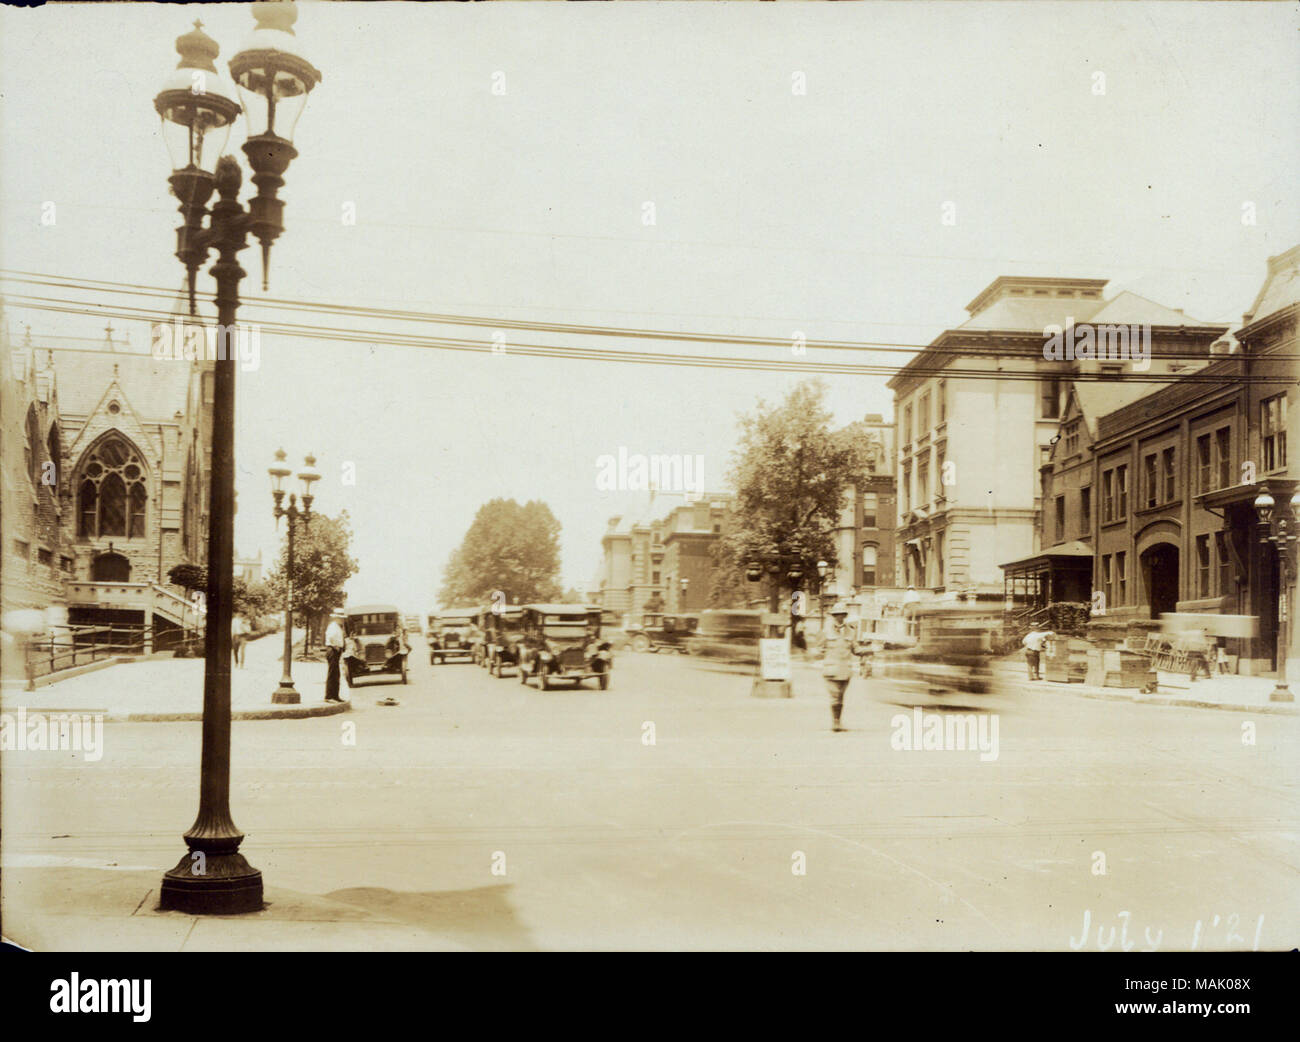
[3,647,1297,950]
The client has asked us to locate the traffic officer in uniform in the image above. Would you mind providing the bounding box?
[817,601,866,732]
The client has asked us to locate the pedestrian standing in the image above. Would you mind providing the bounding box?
[231,613,249,668]
[1022,628,1053,680]
[325,609,346,702]
[817,602,866,732]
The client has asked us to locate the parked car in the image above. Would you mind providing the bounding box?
[342,605,410,687]
[685,609,765,667]
[517,604,613,690]
[428,608,482,664]
[623,612,699,653]
[482,606,526,676]
[403,614,423,638]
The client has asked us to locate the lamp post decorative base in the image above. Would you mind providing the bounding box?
[1269,683,1294,703]
[271,682,300,704]
[160,851,263,914]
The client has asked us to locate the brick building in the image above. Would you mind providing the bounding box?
[2,327,68,612]
[827,413,896,599]
[1010,246,1298,679]
[593,493,732,615]
[660,495,733,613]
[891,274,1225,599]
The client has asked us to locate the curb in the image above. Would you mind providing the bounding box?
[128,700,352,723]
[998,675,1300,716]
[0,700,351,723]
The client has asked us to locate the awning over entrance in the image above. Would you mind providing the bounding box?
[999,540,1094,608]
[999,540,1094,573]
[1197,478,1297,513]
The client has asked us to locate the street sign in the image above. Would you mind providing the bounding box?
[759,637,791,681]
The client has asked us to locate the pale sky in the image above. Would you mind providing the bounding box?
[2,1,1297,612]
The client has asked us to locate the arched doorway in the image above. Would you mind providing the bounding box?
[1141,543,1179,619]
[92,552,131,582]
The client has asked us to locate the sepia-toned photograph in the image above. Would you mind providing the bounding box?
[0,0,1297,972]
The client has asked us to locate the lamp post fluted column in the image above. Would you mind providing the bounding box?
[160,159,261,913]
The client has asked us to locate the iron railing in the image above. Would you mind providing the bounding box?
[21,622,197,684]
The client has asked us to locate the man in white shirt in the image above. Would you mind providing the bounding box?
[1022,629,1054,681]
[324,610,346,701]
[231,614,250,668]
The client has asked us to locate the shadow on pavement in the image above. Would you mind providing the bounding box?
[323,884,539,951]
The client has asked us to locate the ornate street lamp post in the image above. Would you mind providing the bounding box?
[816,559,829,633]
[156,2,321,915]
[744,544,813,619]
[269,450,320,703]
[1253,488,1300,703]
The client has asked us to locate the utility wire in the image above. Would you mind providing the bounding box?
[5,292,1288,385]
[2,269,1281,364]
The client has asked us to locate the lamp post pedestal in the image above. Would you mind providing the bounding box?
[271,683,300,705]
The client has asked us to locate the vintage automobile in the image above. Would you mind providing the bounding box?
[516,604,613,690]
[481,606,526,677]
[403,614,423,638]
[428,608,481,664]
[342,605,410,687]
[870,604,1004,710]
[685,609,765,668]
[623,612,699,654]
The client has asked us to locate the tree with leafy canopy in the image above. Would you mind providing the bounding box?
[266,510,359,648]
[439,499,563,607]
[167,562,206,591]
[717,379,871,614]
[233,576,273,623]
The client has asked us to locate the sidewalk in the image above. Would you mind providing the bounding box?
[992,659,1300,715]
[0,631,349,722]
[0,859,470,952]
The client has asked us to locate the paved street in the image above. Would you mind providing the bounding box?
[3,646,1298,951]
